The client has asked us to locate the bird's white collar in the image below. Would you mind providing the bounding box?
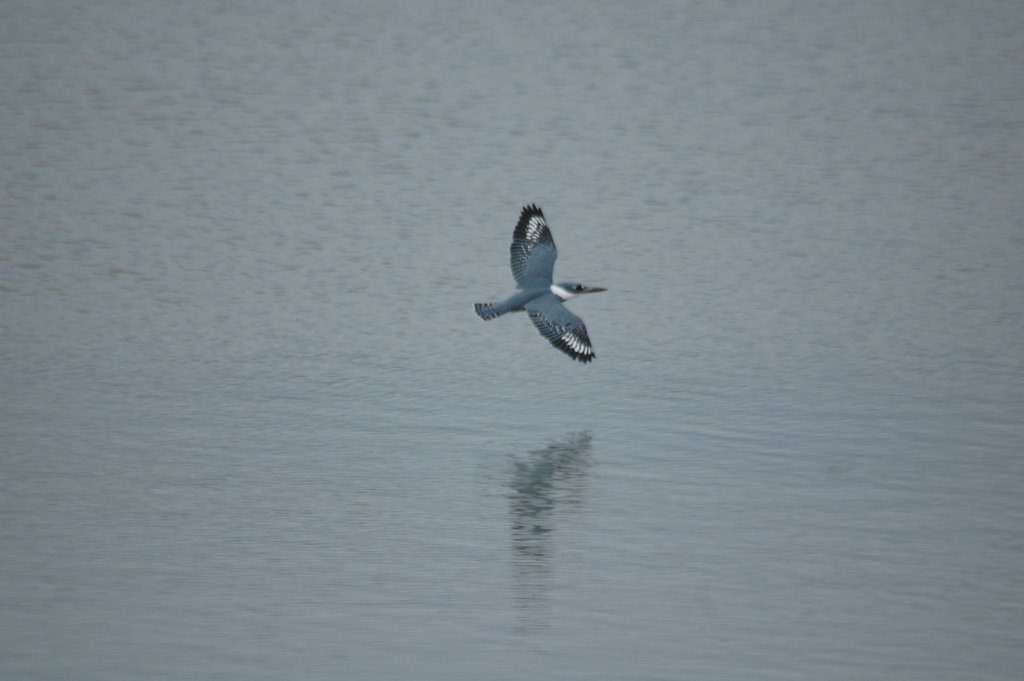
[550,284,576,301]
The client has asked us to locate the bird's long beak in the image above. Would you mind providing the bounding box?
[581,286,606,294]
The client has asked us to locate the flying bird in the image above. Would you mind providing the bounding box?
[474,204,605,363]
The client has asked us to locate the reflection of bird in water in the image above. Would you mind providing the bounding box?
[509,432,592,625]
[510,431,592,537]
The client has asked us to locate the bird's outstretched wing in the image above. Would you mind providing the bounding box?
[525,294,595,363]
[510,204,557,287]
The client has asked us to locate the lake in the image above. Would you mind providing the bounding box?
[2,0,1022,679]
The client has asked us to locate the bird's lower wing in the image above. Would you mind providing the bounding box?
[525,295,595,363]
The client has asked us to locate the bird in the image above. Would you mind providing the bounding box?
[474,204,605,363]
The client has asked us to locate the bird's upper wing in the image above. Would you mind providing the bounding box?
[510,204,557,287]
[525,293,595,363]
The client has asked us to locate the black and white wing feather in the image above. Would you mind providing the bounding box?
[525,294,596,363]
[510,204,557,287]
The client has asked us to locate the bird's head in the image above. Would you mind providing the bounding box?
[550,282,607,301]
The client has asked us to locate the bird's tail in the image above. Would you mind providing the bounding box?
[474,302,509,320]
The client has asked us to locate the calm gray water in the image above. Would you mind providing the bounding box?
[2,0,1023,679]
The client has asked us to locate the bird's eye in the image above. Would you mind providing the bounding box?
[576,285,584,291]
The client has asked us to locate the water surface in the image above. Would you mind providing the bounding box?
[2,1,1023,679]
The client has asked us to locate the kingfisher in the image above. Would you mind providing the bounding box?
[474,204,606,363]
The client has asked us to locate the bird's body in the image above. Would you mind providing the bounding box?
[474,204,605,363]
